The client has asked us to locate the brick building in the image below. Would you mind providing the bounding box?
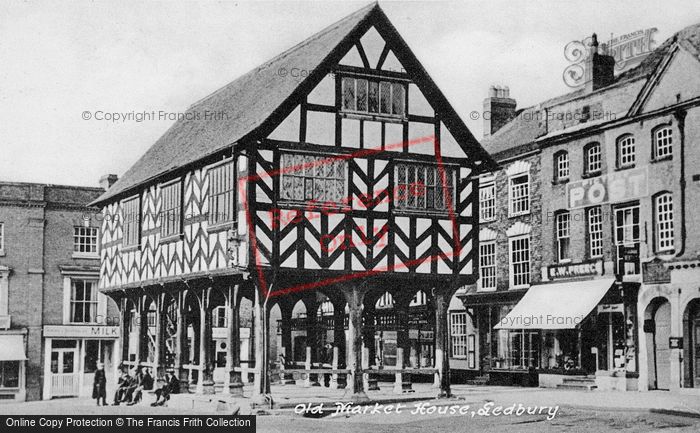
[456,23,700,392]
[0,180,118,401]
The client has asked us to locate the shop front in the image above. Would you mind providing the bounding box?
[493,278,639,390]
[0,333,28,402]
[42,325,119,399]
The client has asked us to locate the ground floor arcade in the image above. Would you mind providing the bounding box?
[106,273,461,402]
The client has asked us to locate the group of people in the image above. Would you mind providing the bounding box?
[92,363,180,407]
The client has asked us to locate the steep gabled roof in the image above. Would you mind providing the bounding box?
[482,21,700,160]
[92,3,494,206]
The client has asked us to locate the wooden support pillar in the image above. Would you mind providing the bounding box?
[305,300,320,387]
[342,286,368,402]
[394,299,413,393]
[118,297,130,367]
[198,287,215,394]
[135,296,147,368]
[252,283,271,405]
[362,305,379,390]
[279,302,295,385]
[174,290,189,393]
[409,342,418,368]
[434,288,451,398]
[577,327,583,369]
[224,285,244,396]
[332,304,345,389]
[153,293,166,383]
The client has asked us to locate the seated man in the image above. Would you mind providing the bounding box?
[151,371,180,407]
[111,369,132,406]
[123,367,142,404]
[127,368,154,405]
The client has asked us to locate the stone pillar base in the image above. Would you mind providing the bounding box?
[202,380,216,395]
[281,373,296,385]
[342,389,369,402]
[367,377,380,391]
[250,393,274,409]
[228,382,244,397]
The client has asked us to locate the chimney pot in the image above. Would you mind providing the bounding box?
[584,32,615,92]
[99,174,118,191]
[483,85,516,137]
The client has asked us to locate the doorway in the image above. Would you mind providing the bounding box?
[646,299,671,390]
[684,299,700,388]
[49,340,79,397]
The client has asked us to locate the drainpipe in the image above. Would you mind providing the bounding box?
[674,109,687,258]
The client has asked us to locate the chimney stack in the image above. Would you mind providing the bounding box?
[483,85,516,137]
[584,33,616,92]
[99,174,118,191]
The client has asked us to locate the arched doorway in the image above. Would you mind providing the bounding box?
[683,299,700,388]
[645,298,671,390]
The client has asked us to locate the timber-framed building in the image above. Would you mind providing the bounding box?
[90,3,495,401]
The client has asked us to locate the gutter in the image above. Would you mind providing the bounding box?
[674,109,687,258]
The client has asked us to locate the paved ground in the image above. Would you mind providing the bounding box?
[2,382,700,432]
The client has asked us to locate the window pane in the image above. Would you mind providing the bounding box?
[368,81,379,113]
[379,81,391,114]
[391,83,405,116]
[342,77,355,111]
[356,79,368,112]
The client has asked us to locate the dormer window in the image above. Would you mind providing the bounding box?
[341,76,406,119]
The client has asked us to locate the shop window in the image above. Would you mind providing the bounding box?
[496,328,539,370]
[0,361,19,388]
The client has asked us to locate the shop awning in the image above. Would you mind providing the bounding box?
[494,279,616,330]
[0,335,27,361]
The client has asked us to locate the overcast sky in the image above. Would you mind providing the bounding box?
[2,0,699,188]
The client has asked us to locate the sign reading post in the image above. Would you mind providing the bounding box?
[567,167,648,209]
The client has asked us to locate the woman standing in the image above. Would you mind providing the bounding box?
[92,362,107,406]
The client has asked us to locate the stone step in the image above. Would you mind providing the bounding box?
[464,375,489,386]
[562,377,596,384]
[556,383,598,391]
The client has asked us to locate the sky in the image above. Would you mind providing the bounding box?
[1,0,699,188]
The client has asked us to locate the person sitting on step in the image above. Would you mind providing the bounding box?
[151,371,180,407]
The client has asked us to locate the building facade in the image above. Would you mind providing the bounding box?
[90,3,494,402]
[0,180,117,402]
[458,24,700,392]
